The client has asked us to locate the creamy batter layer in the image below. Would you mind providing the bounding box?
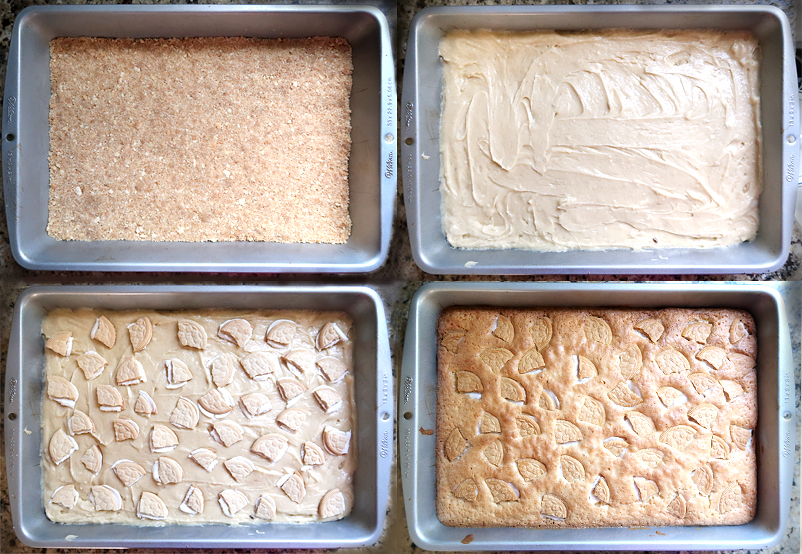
[42,309,356,525]
[440,30,762,250]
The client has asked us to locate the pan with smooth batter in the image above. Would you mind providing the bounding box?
[439,30,762,251]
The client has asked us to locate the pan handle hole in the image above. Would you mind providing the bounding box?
[8,412,17,420]
[5,134,14,142]
[783,411,792,420]
[404,137,414,146]
[381,412,390,422]
[385,133,394,143]
[403,412,412,420]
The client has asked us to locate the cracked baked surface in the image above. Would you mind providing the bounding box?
[436,308,757,528]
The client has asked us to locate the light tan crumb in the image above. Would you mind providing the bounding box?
[48,37,352,243]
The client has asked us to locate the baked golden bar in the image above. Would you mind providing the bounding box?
[436,308,757,528]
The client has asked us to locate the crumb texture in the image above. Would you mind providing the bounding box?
[436,308,757,528]
[48,37,352,243]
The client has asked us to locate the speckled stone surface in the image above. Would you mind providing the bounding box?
[0,0,800,552]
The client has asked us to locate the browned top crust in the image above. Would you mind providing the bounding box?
[436,307,757,528]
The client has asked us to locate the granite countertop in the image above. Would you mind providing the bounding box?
[0,0,800,552]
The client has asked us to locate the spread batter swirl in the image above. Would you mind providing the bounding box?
[439,30,761,250]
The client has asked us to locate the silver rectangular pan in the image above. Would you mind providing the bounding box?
[399,281,796,550]
[2,5,396,272]
[400,6,799,275]
[4,285,393,549]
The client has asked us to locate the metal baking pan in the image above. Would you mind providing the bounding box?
[400,6,799,275]
[399,282,795,550]
[4,285,393,549]
[2,5,396,273]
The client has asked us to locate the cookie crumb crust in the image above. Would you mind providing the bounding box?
[48,37,352,243]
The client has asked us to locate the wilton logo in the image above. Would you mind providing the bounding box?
[403,376,413,402]
[6,95,16,123]
[786,153,795,183]
[385,150,394,178]
[782,430,791,458]
[404,102,413,129]
[380,430,390,458]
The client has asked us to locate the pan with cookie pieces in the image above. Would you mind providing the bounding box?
[39,306,357,526]
[8,285,391,548]
[400,282,793,550]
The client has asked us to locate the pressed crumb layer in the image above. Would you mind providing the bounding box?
[48,37,353,243]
